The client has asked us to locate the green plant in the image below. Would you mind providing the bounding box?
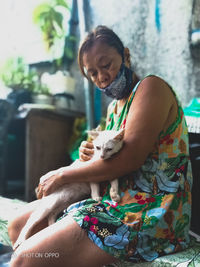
[33,0,70,51]
[0,57,38,91]
[32,83,51,95]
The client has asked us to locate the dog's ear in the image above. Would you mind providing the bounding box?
[35,186,39,195]
[113,129,125,141]
[87,130,100,140]
[95,125,102,131]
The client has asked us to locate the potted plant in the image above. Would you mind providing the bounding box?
[0,57,38,91]
[0,57,38,108]
[33,0,70,52]
[31,82,53,105]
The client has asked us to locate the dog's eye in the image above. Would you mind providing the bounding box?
[96,146,101,150]
[105,148,112,152]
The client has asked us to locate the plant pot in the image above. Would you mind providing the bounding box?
[53,93,75,109]
[32,94,53,105]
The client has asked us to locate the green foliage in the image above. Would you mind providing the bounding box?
[0,57,38,91]
[68,117,87,161]
[64,34,77,60]
[0,218,11,246]
[175,213,189,236]
[32,82,51,95]
[33,0,70,51]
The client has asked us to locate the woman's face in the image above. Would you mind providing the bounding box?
[82,41,123,89]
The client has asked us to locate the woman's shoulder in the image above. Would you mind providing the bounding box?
[139,75,172,89]
[134,75,174,101]
[135,75,178,107]
[141,75,181,107]
[134,75,181,136]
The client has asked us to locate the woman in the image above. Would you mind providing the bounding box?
[8,25,193,267]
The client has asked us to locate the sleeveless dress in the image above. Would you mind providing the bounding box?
[59,77,193,263]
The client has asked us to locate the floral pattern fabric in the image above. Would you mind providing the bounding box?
[59,77,193,263]
[0,196,26,247]
[1,197,200,266]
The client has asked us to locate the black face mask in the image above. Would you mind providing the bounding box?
[98,63,133,100]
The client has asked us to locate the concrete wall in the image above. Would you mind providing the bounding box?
[81,0,200,109]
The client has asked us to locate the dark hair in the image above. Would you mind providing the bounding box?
[78,25,125,78]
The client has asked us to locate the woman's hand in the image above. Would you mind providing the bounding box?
[36,140,94,199]
[79,141,94,161]
[36,169,64,199]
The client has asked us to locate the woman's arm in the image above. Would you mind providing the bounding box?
[38,76,177,197]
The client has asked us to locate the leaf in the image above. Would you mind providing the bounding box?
[55,0,70,9]
[52,13,64,36]
[51,9,63,28]
[188,260,196,267]
[170,195,181,210]
[95,212,121,226]
[0,219,11,246]
[175,214,189,234]
[123,203,145,213]
[104,225,130,249]
[33,4,51,24]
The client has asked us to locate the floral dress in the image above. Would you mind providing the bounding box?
[59,77,193,263]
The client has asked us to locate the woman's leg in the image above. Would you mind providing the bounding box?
[8,199,48,246]
[10,214,117,267]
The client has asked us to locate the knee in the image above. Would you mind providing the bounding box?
[7,218,21,243]
[10,251,33,267]
[7,219,15,239]
[10,245,39,267]
[10,252,24,267]
[7,219,16,234]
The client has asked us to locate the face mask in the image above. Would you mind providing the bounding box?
[98,63,133,100]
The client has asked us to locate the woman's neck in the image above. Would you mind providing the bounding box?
[117,73,139,107]
[132,72,140,89]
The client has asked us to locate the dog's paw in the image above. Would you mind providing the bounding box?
[111,194,120,202]
[92,196,102,202]
[110,188,120,202]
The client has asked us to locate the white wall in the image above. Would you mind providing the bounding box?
[85,0,200,107]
